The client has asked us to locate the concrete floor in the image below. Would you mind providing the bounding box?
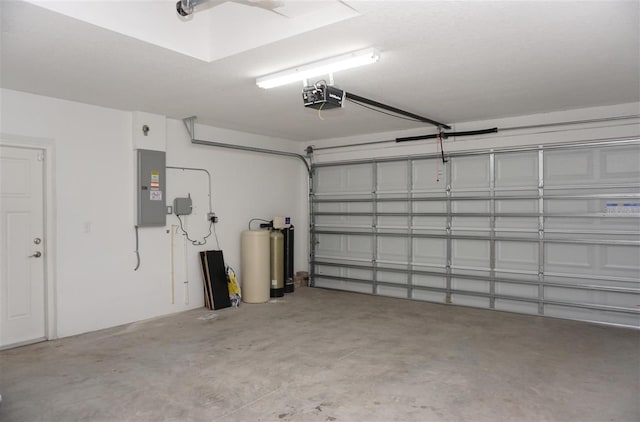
[1,287,638,422]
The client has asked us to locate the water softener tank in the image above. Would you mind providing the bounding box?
[270,230,284,297]
[241,229,270,303]
[282,225,294,293]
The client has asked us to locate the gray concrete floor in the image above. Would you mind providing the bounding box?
[1,287,638,422]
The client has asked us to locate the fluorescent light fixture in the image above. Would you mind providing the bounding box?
[256,47,380,89]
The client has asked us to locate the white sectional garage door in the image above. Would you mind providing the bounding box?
[310,140,640,327]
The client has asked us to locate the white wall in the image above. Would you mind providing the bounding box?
[310,102,640,163]
[1,86,635,339]
[0,88,309,338]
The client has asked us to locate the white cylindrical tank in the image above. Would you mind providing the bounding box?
[241,229,270,303]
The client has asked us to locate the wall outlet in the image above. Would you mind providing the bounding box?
[207,212,218,223]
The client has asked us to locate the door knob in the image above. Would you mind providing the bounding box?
[29,251,42,258]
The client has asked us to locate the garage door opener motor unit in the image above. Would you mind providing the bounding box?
[303,84,345,109]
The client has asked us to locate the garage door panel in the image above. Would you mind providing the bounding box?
[495,197,538,231]
[496,217,538,232]
[545,217,595,231]
[453,200,489,213]
[377,161,408,192]
[452,294,490,308]
[316,233,343,255]
[495,151,538,188]
[546,243,639,278]
[495,299,539,315]
[314,167,343,193]
[412,159,446,191]
[378,201,407,212]
[412,289,446,302]
[377,237,408,262]
[546,216,640,233]
[316,265,342,277]
[316,202,342,212]
[603,245,640,272]
[351,269,373,280]
[452,239,489,268]
[545,198,618,214]
[544,274,638,290]
[316,234,373,260]
[452,278,490,293]
[377,271,407,285]
[413,238,446,266]
[452,269,492,280]
[312,141,640,328]
[496,241,538,272]
[347,202,374,212]
[347,236,373,259]
[496,199,537,213]
[545,149,594,186]
[545,244,592,271]
[342,216,373,227]
[451,218,490,231]
[495,282,538,299]
[451,156,490,190]
[315,215,343,226]
[315,278,372,294]
[495,270,539,282]
[345,165,373,192]
[377,285,408,298]
[594,218,640,233]
[315,266,373,281]
[545,287,639,309]
[412,216,447,230]
[412,274,446,288]
[452,200,490,230]
[413,201,446,212]
[600,145,640,180]
[544,145,640,187]
[545,305,639,327]
[378,216,409,229]
[315,164,373,194]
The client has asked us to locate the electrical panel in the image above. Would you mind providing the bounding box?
[136,149,166,227]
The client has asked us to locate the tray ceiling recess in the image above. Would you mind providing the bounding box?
[25,0,360,62]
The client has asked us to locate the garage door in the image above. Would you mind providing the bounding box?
[310,140,640,327]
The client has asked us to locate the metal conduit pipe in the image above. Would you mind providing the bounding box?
[309,114,640,152]
[166,166,213,213]
[182,117,311,176]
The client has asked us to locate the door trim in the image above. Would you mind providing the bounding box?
[1,133,57,341]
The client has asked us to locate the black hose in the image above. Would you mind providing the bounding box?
[396,127,498,142]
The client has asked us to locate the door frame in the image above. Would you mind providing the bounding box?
[1,133,57,341]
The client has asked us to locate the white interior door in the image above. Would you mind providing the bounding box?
[0,145,46,348]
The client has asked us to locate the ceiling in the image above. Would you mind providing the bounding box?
[1,1,639,142]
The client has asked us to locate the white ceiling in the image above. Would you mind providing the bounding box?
[24,0,360,62]
[1,1,639,142]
